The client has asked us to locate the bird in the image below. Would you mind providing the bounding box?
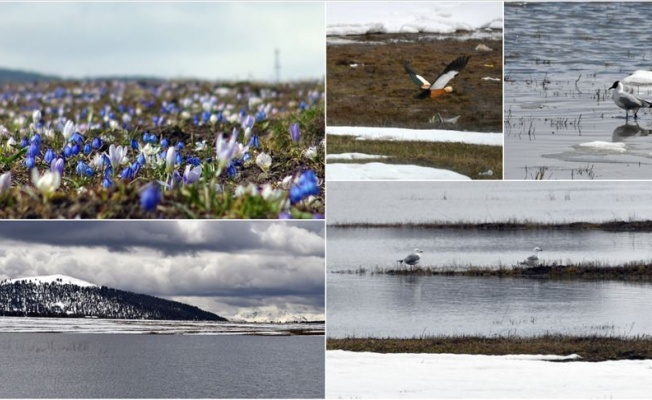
[397,248,423,270]
[403,55,470,99]
[520,247,542,267]
[608,81,652,120]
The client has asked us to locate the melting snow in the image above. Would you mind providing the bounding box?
[327,162,470,181]
[326,153,390,161]
[327,126,502,146]
[576,141,627,153]
[327,2,503,36]
[327,350,652,398]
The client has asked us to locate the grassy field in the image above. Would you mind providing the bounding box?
[0,80,324,218]
[326,33,503,178]
[327,335,652,361]
[327,135,502,180]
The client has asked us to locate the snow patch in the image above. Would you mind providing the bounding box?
[576,141,627,153]
[622,70,652,86]
[2,274,97,288]
[327,2,503,36]
[327,126,502,146]
[327,350,652,398]
[327,162,471,181]
[326,153,390,161]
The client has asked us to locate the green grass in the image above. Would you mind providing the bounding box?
[327,134,502,180]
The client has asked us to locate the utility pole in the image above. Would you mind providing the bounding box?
[274,48,281,83]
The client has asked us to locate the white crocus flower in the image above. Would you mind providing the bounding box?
[141,143,160,157]
[0,171,11,193]
[183,165,202,184]
[256,152,272,172]
[32,110,41,125]
[165,147,176,173]
[303,146,318,160]
[107,144,128,169]
[62,120,75,141]
[31,169,60,196]
[5,137,16,150]
[281,175,294,190]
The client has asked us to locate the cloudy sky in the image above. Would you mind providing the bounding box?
[0,2,324,81]
[0,221,325,320]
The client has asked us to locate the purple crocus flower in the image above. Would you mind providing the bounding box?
[43,148,55,164]
[92,137,103,149]
[289,169,319,204]
[50,158,64,176]
[140,183,161,212]
[289,123,300,143]
[27,143,39,158]
[25,156,35,169]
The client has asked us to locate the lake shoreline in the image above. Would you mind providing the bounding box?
[327,335,652,362]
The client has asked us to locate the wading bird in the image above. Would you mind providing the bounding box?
[397,248,423,270]
[609,81,652,120]
[403,55,470,99]
[520,247,542,267]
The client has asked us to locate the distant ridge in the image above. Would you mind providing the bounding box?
[0,67,61,83]
[0,274,227,321]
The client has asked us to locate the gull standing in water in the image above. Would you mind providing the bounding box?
[609,81,652,120]
[397,248,423,270]
[520,247,542,267]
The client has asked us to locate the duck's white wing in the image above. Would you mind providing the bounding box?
[431,55,470,90]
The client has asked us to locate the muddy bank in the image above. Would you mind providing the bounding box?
[327,33,503,132]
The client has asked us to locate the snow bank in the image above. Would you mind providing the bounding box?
[327,350,652,398]
[326,153,390,161]
[622,70,652,86]
[327,163,471,181]
[327,126,503,146]
[3,274,97,288]
[576,141,627,153]
[327,2,503,35]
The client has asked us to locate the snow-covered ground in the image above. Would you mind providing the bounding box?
[326,153,390,161]
[327,350,652,398]
[326,127,501,180]
[327,2,503,36]
[2,274,97,288]
[327,162,471,181]
[326,126,502,146]
[0,317,324,336]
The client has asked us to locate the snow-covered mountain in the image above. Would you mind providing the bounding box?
[3,274,97,288]
[0,274,227,321]
[232,309,325,324]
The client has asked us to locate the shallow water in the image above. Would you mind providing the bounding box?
[0,334,324,398]
[505,2,652,179]
[328,227,652,271]
[328,274,652,338]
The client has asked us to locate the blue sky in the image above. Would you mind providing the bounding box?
[0,2,325,81]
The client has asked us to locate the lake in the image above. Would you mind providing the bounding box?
[505,2,652,179]
[327,227,652,338]
[0,333,324,398]
[328,273,652,338]
[328,227,652,271]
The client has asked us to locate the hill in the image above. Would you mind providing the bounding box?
[0,67,61,83]
[0,275,227,321]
